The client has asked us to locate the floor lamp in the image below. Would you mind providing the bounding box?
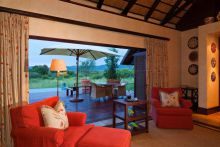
[50,59,67,96]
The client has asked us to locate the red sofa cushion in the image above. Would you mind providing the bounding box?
[11,96,59,128]
[156,107,192,116]
[151,87,182,100]
[77,126,131,147]
[61,125,94,147]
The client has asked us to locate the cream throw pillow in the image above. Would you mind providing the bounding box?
[159,91,180,107]
[41,101,69,129]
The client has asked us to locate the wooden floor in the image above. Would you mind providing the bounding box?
[30,90,120,123]
[193,112,220,131]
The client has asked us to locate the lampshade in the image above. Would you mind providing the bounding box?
[50,59,67,72]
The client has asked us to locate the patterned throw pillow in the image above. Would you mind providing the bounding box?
[159,91,180,107]
[54,101,69,128]
[41,101,69,129]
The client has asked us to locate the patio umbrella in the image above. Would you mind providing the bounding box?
[40,45,118,102]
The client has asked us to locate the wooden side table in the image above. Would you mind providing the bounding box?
[113,99,148,135]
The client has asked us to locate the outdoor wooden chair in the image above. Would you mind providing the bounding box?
[117,83,126,97]
[81,79,91,94]
[91,83,106,101]
[105,85,113,99]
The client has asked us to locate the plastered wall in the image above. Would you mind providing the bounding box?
[181,28,198,88]
[198,22,220,108]
[181,22,220,109]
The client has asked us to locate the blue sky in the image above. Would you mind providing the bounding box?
[29,39,128,66]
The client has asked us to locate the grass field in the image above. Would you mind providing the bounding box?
[30,77,134,91]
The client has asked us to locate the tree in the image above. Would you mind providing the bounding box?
[104,48,119,79]
[79,59,95,78]
[117,68,134,79]
[31,65,49,75]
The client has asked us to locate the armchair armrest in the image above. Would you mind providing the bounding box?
[11,127,64,146]
[67,112,86,126]
[151,98,161,108]
[179,98,192,108]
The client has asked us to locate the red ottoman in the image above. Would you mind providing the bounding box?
[77,127,131,147]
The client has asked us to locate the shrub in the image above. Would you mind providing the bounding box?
[42,75,50,79]
[117,69,134,79]
[29,72,41,78]
[91,72,103,79]
[30,65,49,75]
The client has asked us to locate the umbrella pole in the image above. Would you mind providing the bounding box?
[76,55,79,99]
[70,53,84,103]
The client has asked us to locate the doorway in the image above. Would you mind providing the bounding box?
[28,37,146,123]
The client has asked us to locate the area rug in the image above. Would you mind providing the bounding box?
[91,119,220,147]
[131,121,220,147]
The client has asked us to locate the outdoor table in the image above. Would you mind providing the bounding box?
[95,82,127,97]
[96,82,125,88]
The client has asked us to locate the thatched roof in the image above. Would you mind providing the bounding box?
[62,0,220,30]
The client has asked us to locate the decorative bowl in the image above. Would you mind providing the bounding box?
[204,17,215,24]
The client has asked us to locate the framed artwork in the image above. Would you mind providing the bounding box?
[211,42,216,53]
[189,51,198,62]
[211,58,216,68]
[188,64,198,75]
[211,72,216,82]
[188,36,198,49]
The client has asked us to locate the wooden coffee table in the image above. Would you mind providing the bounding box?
[113,99,148,135]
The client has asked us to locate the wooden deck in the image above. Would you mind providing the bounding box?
[30,90,119,123]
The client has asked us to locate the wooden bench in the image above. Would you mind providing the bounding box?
[66,87,76,96]
[66,86,91,96]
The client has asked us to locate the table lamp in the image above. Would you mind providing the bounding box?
[50,59,67,96]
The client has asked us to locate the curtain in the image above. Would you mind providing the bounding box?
[145,37,168,99]
[0,12,29,147]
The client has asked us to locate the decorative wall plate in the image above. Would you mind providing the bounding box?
[189,51,198,62]
[211,72,216,82]
[217,11,220,21]
[211,42,216,53]
[188,64,198,75]
[211,58,216,68]
[188,36,198,49]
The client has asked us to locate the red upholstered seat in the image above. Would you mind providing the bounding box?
[150,87,193,129]
[62,125,94,147]
[156,107,192,115]
[11,96,58,128]
[77,126,131,147]
[10,96,131,147]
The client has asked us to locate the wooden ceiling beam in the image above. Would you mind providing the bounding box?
[124,0,183,16]
[160,0,182,25]
[176,0,220,31]
[144,0,160,21]
[160,0,193,25]
[97,0,104,9]
[121,0,137,15]
[173,0,193,16]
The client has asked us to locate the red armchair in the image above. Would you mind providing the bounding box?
[10,96,94,147]
[10,96,131,147]
[150,87,193,129]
